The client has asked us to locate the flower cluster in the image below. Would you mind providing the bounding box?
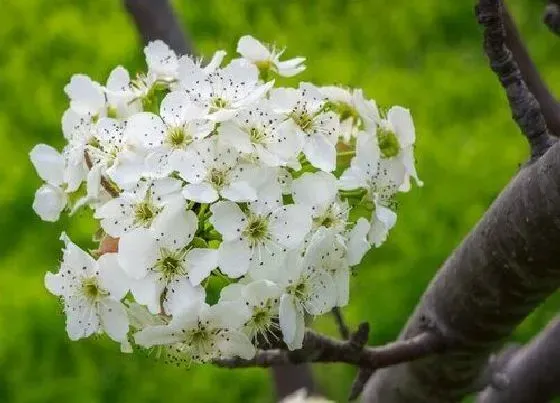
[32,35,421,362]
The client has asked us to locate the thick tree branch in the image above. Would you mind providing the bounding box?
[479,0,555,159]
[477,316,560,403]
[124,0,195,55]
[361,89,560,402]
[503,5,560,137]
[544,1,560,36]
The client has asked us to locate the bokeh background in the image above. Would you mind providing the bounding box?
[1,0,559,402]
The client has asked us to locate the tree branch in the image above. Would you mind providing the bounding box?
[544,1,560,36]
[331,307,350,340]
[216,326,444,371]
[479,0,555,159]
[503,5,560,137]
[361,82,560,402]
[123,0,195,55]
[477,316,560,403]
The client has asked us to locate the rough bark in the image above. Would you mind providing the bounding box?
[477,316,560,403]
[503,5,560,137]
[123,0,195,55]
[362,132,560,403]
[544,0,560,36]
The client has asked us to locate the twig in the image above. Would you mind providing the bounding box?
[84,151,120,198]
[502,5,560,137]
[124,0,195,55]
[331,307,350,340]
[476,0,555,159]
[215,328,443,370]
[544,1,560,36]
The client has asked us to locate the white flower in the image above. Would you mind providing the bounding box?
[105,66,142,118]
[346,217,371,265]
[236,35,306,78]
[320,86,379,143]
[134,299,254,363]
[376,106,422,191]
[125,91,213,177]
[218,102,303,167]
[44,234,130,342]
[180,59,273,122]
[292,171,348,233]
[30,144,68,221]
[210,200,312,278]
[118,200,217,315]
[95,177,183,237]
[219,279,281,342]
[64,74,106,119]
[278,244,337,350]
[271,83,340,172]
[174,137,260,203]
[144,40,180,81]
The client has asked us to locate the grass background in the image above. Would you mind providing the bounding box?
[1,0,559,401]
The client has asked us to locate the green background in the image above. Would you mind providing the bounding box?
[1,0,559,401]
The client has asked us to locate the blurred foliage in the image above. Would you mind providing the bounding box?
[0,0,559,402]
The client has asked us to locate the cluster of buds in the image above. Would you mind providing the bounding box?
[31,35,421,362]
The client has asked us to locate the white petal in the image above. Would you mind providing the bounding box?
[221,181,258,202]
[44,272,67,297]
[292,171,337,214]
[303,271,336,315]
[164,278,205,316]
[333,267,350,307]
[203,50,227,74]
[243,280,281,306]
[219,283,245,302]
[209,201,246,241]
[279,294,305,350]
[387,106,415,147]
[161,90,207,127]
[130,275,165,314]
[275,58,306,77]
[65,298,99,340]
[97,253,130,299]
[207,301,251,329]
[218,121,253,154]
[182,183,219,203]
[134,323,184,348]
[144,40,178,78]
[217,330,255,359]
[124,112,165,149]
[99,298,129,342]
[237,35,270,61]
[61,234,97,275]
[152,200,196,249]
[186,248,218,286]
[303,133,336,172]
[270,204,312,248]
[30,144,65,186]
[369,205,397,247]
[64,74,105,116]
[32,184,67,222]
[217,239,251,278]
[338,164,367,191]
[346,218,371,266]
[118,228,158,279]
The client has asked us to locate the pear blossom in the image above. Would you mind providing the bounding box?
[174,137,261,203]
[236,35,306,78]
[34,36,422,363]
[44,234,129,342]
[209,200,312,278]
[95,177,183,237]
[219,279,281,342]
[180,59,274,121]
[271,83,340,172]
[30,144,68,221]
[134,299,254,363]
[118,200,216,315]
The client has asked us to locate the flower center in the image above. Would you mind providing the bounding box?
[210,97,229,112]
[291,110,314,133]
[249,127,266,144]
[243,215,269,246]
[208,168,228,189]
[155,249,186,281]
[80,277,106,301]
[134,201,158,227]
[166,127,191,149]
[288,281,308,299]
[378,127,400,158]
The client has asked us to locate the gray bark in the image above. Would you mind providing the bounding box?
[477,316,560,403]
